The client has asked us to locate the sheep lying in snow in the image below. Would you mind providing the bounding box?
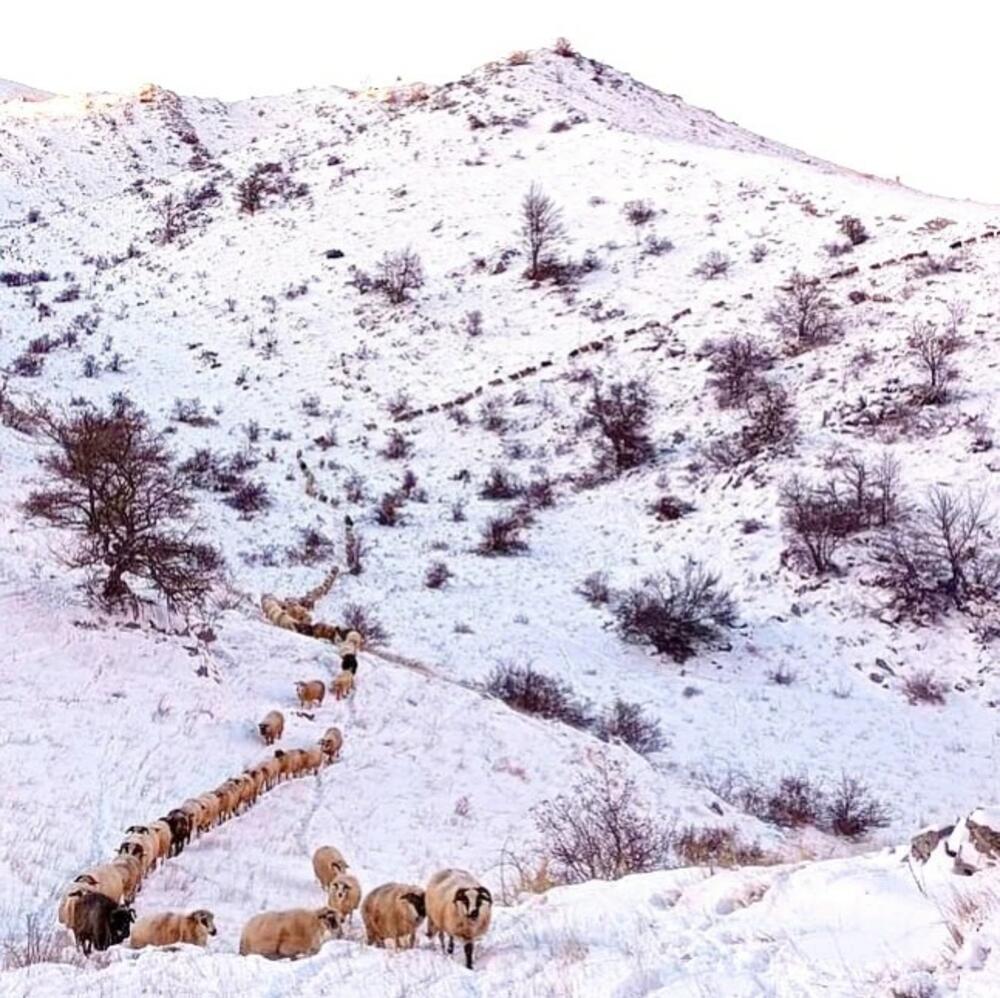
[296,680,326,709]
[312,846,348,889]
[361,883,426,950]
[332,672,354,701]
[130,910,217,949]
[70,892,135,955]
[327,873,361,924]
[425,869,493,969]
[239,907,342,959]
[259,710,284,745]
[320,726,343,762]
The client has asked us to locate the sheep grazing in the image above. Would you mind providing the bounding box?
[296,680,326,709]
[312,845,348,889]
[259,710,285,746]
[332,671,354,702]
[327,872,362,924]
[320,726,343,762]
[361,883,426,950]
[239,907,342,959]
[425,869,493,970]
[164,809,192,855]
[70,892,135,955]
[130,910,217,949]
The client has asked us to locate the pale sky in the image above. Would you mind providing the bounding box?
[3,0,999,203]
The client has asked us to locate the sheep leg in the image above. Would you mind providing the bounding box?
[447,935,454,955]
[464,941,474,970]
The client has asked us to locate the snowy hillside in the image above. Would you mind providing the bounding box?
[1,44,999,997]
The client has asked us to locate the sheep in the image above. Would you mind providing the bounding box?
[239,907,342,959]
[296,680,326,709]
[320,726,343,762]
[285,603,312,625]
[111,854,143,904]
[119,829,157,876]
[261,595,301,632]
[273,749,296,782]
[286,748,310,778]
[164,809,192,855]
[259,710,285,746]
[302,745,325,776]
[261,756,283,790]
[312,846,348,889]
[339,630,363,656]
[332,671,354,702]
[70,892,135,955]
[130,909,217,949]
[425,869,493,969]
[312,623,345,643]
[327,873,362,924]
[361,883,426,950]
[82,864,127,905]
[147,820,173,866]
[213,784,238,823]
[195,793,221,832]
[58,885,95,929]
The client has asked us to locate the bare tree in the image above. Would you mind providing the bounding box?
[742,379,797,452]
[235,173,268,216]
[582,378,655,475]
[520,183,566,281]
[375,248,425,304]
[766,271,842,349]
[622,199,655,243]
[23,404,222,608]
[779,475,858,574]
[153,193,188,245]
[706,335,773,407]
[907,318,962,404]
[838,215,869,246]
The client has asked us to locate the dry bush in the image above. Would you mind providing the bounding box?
[825,775,892,838]
[750,243,769,263]
[2,914,86,970]
[477,514,529,556]
[345,525,367,575]
[613,560,737,662]
[577,570,612,605]
[23,403,222,609]
[596,699,665,754]
[902,669,948,706]
[153,192,188,245]
[649,494,695,522]
[385,390,411,418]
[486,663,592,728]
[838,215,869,245]
[374,491,406,526]
[622,199,655,241]
[581,378,655,475]
[874,487,999,620]
[706,334,774,408]
[380,429,412,460]
[779,474,863,574]
[907,318,963,405]
[521,183,566,282]
[480,467,523,500]
[766,271,842,350]
[693,250,732,280]
[344,473,366,503]
[374,248,425,304]
[342,602,389,644]
[533,756,673,883]
[479,397,508,432]
[224,480,272,519]
[675,826,771,868]
[741,379,798,454]
[287,527,336,566]
[171,397,215,426]
[424,560,453,589]
[553,37,576,57]
[522,476,556,510]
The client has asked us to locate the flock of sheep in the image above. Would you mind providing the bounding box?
[53,616,494,971]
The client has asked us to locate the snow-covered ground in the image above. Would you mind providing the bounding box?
[1,45,999,996]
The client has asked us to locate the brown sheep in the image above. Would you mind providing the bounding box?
[301,745,325,776]
[261,756,283,790]
[327,873,362,924]
[286,748,310,777]
[425,869,493,969]
[147,820,173,866]
[273,749,295,782]
[130,910,217,949]
[82,864,127,905]
[259,710,285,746]
[320,726,343,762]
[362,883,426,950]
[239,907,342,959]
[111,854,143,904]
[312,623,345,643]
[180,798,206,835]
[70,892,135,955]
[332,672,354,702]
[339,630,363,656]
[312,846,348,889]
[296,680,326,709]
[196,793,221,832]
[58,885,94,928]
[120,828,158,876]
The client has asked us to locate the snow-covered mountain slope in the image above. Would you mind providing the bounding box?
[0,79,52,103]
[1,45,999,997]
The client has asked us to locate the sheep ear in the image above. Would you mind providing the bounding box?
[453,888,469,907]
[477,887,493,906]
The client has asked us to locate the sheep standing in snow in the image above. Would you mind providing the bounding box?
[312,845,348,889]
[361,883,426,950]
[296,679,326,709]
[130,910,217,949]
[239,907,342,959]
[327,872,362,924]
[70,892,135,955]
[320,726,343,762]
[424,869,493,969]
[259,710,285,745]
[332,671,354,701]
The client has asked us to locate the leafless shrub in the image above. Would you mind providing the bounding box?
[476,514,528,556]
[287,527,336,566]
[464,309,484,337]
[12,352,45,377]
[345,524,367,575]
[873,487,999,620]
[224,480,272,519]
[622,199,655,242]
[693,250,732,279]
[380,429,412,460]
[486,663,592,728]
[581,378,655,475]
[532,757,673,883]
[740,379,797,454]
[522,476,556,509]
[424,560,453,589]
[911,253,963,278]
[767,664,798,686]
[766,271,842,350]
[342,602,389,644]
[706,334,774,408]
[642,234,674,256]
[595,699,665,754]
[838,215,869,245]
[826,775,892,838]
[374,248,425,304]
[521,183,566,282]
[374,491,406,526]
[750,243,769,263]
[23,404,222,609]
[344,473,366,503]
[907,318,963,405]
[577,570,612,605]
[553,37,576,57]
[649,494,695,522]
[779,474,861,574]
[2,914,86,970]
[674,826,771,868]
[385,390,411,419]
[171,397,216,427]
[479,397,508,432]
[480,466,523,500]
[902,669,948,706]
[153,192,189,245]
[824,240,854,258]
[613,560,737,662]
[508,50,531,65]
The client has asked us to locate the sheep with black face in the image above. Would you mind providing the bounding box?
[425,869,493,969]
